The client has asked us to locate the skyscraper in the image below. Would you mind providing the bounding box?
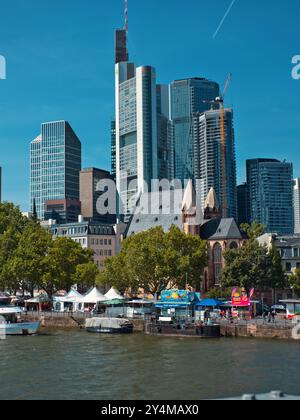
[156,84,173,180]
[115,13,159,221]
[293,178,300,234]
[193,108,237,219]
[169,78,220,181]
[80,167,116,224]
[30,121,82,220]
[246,159,294,235]
[237,183,249,226]
[111,120,116,180]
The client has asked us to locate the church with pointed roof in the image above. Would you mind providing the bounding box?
[125,184,247,293]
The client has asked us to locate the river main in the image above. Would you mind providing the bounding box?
[0,329,299,400]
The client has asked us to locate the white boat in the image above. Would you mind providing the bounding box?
[0,306,41,336]
[85,317,133,334]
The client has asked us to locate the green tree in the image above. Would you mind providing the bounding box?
[268,245,287,302]
[290,269,300,294]
[221,240,272,293]
[0,203,29,292]
[240,221,265,241]
[10,222,52,296]
[41,237,96,296]
[98,226,207,296]
[207,287,232,300]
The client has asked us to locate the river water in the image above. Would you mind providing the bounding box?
[1,329,300,400]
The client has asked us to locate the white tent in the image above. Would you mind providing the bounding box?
[53,288,84,312]
[80,287,107,304]
[105,287,124,301]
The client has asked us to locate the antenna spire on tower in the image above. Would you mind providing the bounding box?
[125,0,128,31]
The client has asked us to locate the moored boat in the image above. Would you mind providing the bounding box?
[0,306,41,336]
[85,317,133,334]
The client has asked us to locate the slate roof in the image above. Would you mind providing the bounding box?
[126,190,184,236]
[200,218,245,240]
[274,235,300,248]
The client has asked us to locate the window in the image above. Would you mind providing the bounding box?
[286,262,292,272]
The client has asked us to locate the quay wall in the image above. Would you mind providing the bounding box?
[221,323,294,340]
[24,313,299,340]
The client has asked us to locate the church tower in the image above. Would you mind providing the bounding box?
[204,188,222,220]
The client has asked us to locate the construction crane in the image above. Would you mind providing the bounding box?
[203,73,232,218]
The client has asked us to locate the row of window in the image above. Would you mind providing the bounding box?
[94,249,112,257]
[91,238,112,246]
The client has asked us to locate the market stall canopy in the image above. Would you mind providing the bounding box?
[105,287,124,301]
[196,299,225,308]
[80,287,107,304]
[25,294,50,304]
[54,288,83,303]
[101,299,125,306]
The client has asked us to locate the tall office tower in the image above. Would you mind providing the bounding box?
[193,108,237,219]
[80,167,116,224]
[111,120,116,180]
[169,78,220,181]
[246,159,294,235]
[156,84,173,180]
[293,178,300,234]
[115,55,158,221]
[115,29,129,64]
[30,121,82,220]
[237,183,249,225]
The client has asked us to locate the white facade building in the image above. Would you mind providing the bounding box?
[294,178,300,234]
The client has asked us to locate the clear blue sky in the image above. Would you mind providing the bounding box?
[0,0,299,211]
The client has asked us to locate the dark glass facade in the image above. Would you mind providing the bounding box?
[246,159,294,234]
[30,121,81,220]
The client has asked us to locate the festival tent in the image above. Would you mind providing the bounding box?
[105,287,124,301]
[25,294,52,312]
[79,287,107,312]
[52,288,84,312]
[81,287,107,304]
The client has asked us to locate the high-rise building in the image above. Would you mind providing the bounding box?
[30,121,82,220]
[80,167,116,224]
[169,78,220,181]
[237,183,249,226]
[193,108,237,219]
[293,178,300,234]
[246,159,294,235]
[111,120,116,180]
[156,84,173,180]
[115,44,158,221]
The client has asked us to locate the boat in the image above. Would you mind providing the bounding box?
[0,306,41,336]
[85,317,133,334]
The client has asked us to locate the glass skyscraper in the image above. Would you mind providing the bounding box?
[30,121,82,220]
[169,78,220,181]
[246,159,294,235]
[193,108,237,219]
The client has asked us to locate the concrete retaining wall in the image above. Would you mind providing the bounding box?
[221,323,294,340]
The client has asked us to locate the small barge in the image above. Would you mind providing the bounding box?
[85,317,134,334]
[146,319,221,338]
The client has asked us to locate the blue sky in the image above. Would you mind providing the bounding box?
[0,0,299,211]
